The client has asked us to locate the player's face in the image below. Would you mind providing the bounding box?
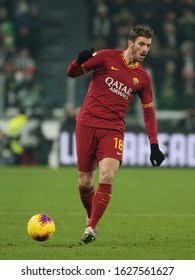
[129,37,152,62]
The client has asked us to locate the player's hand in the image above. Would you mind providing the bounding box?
[76,48,95,64]
[150,144,165,167]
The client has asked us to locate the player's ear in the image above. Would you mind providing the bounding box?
[128,40,134,47]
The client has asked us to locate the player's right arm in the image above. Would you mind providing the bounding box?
[66,59,84,77]
[66,49,105,78]
[66,48,95,77]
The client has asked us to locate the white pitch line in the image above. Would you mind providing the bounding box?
[66,212,195,218]
[0,212,194,218]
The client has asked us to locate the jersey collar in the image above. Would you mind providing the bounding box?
[121,52,139,69]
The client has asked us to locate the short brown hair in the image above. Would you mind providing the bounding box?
[128,25,153,41]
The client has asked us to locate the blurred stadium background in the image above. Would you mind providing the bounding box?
[0,0,195,167]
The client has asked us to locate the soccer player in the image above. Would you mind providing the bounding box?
[66,25,165,244]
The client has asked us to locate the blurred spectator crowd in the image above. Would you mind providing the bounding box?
[88,0,195,112]
[0,0,42,116]
[1,0,194,114]
[0,0,48,166]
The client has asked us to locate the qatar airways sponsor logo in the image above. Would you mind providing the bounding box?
[105,77,133,100]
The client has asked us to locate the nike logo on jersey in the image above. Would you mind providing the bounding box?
[111,66,120,71]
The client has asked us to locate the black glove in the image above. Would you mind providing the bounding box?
[150,144,165,167]
[76,48,95,65]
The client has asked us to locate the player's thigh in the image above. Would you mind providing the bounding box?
[76,123,97,172]
[99,157,120,184]
[96,129,124,163]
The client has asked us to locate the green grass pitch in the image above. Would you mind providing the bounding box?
[0,166,195,260]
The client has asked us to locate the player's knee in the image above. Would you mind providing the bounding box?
[99,170,114,184]
[79,185,92,194]
[78,173,93,187]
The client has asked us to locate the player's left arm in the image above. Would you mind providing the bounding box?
[139,75,165,167]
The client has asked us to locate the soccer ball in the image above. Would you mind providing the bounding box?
[27,214,55,242]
